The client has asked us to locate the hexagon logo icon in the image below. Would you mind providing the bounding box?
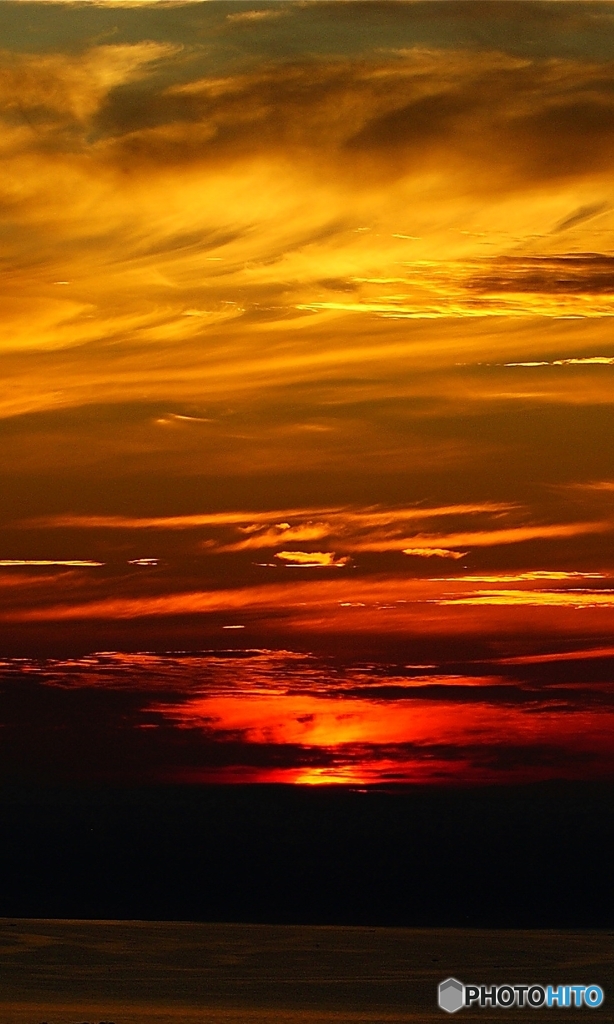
[438,977,464,1013]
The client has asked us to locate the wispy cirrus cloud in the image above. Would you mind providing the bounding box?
[395,522,608,554]
[467,255,614,298]
[553,202,610,233]
[5,567,614,626]
[19,509,339,530]
[13,506,609,567]
[226,8,287,24]
[0,42,179,124]
[496,645,614,666]
[3,41,614,386]
[566,481,614,492]
[22,502,511,532]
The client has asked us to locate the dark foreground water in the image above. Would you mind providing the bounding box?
[0,920,611,1023]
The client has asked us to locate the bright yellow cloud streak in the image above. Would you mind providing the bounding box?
[275,551,350,567]
[439,589,614,608]
[431,571,606,583]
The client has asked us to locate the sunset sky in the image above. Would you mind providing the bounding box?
[1,0,614,787]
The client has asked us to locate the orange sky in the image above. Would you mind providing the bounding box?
[1,0,613,785]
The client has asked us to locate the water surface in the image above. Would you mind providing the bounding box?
[0,920,611,1023]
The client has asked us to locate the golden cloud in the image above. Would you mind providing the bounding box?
[403,548,467,560]
[274,551,350,567]
[1,42,613,385]
[438,589,614,608]
[0,42,179,123]
[226,9,286,23]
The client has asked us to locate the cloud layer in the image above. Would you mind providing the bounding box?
[2,3,614,786]
[1,647,612,785]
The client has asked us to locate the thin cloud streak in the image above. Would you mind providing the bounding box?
[0,579,421,623]
[496,646,614,666]
[20,509,343,530]
[504,357,614,367]
[393,522,609,553]
[6,571,614,625]
[403,547,467,560]
[275,551,351,568]
[439,589,614,608]
[0,559,104,567]
[19,503,513,532]
[431,571,606,582]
